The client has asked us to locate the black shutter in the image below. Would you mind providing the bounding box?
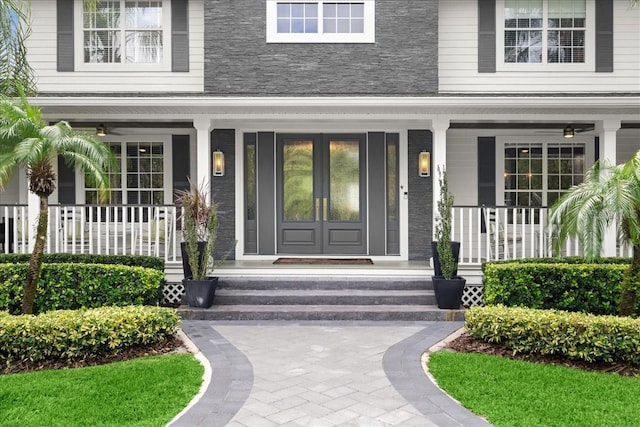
[478,0,496,73]
[57,156,76,204]
[595,0,614,72]
[172,135,190,202]
[172,0,190,72]
[57,0,74,72]
[477,137,496,206]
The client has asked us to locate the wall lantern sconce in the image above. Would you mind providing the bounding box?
[418,151,431,177]
[213,149,225,176]
[96,124,107,137]
[563,125,575,138]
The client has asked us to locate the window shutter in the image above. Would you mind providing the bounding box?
[172,0,190,72]
[172,135,190,201]
[595,0,613,73]
[57,0,74,72]
[477,137,496,205]
[478,0,496,73]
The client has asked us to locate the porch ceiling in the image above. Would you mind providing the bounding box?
[32,96,640,122]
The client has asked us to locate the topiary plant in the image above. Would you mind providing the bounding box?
[434,166,456,279]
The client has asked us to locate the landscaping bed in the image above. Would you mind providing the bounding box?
[445,332,640,377]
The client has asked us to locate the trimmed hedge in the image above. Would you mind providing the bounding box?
[465,305,640,365]
[482,256,631,266]
[0,263,164,315]
[0,306,179,364]
[0,253,164,272]
[483,260,638,315]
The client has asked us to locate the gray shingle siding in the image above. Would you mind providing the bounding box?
[204,0,438,95]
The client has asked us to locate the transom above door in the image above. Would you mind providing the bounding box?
[276,134,367,254]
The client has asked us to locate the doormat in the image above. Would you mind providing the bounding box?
[273,258,374,265]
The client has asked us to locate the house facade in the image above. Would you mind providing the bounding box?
[2,0,638,275]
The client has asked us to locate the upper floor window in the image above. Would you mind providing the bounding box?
[77,0,171,70]
[497,0,594,71]
[266,0,375,43]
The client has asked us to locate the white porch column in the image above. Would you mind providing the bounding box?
[193,117,213,187]
[430,117,450,240]
[596,118,621,257]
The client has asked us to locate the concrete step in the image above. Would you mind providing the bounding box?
[217,277,432,291]
[178,304,465,321]
[214,289,437,306]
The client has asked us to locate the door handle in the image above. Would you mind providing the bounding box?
[323,198,328,221]
[315,198,320,221]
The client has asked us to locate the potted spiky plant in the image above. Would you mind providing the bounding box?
[175,179,220,308]
[431,166,466,309]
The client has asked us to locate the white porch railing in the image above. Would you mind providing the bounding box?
[44,205,180,262]
[452,206,584,265]
[0,205,29,254]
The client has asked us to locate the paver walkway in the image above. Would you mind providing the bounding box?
[171,321,492,427]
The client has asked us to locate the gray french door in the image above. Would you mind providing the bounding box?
[276,134,367,254]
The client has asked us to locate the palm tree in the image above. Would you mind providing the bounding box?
[0,0,36,96]
[549,150,640,316]
[0,93,117,314]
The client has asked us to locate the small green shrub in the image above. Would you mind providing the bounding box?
[0,306,179,364]
[483,261,635,315]
[0,253,164,271]
[465,305,640,365]
[0,263,164,314]
[482,256,631,268]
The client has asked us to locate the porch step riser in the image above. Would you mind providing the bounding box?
[214,294,437,306]
[180,308,464,322]
[217,278,432,291]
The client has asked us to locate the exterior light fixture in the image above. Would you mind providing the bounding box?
[96,124,107,137]
[213,149,225,176]
[418,151,431,177]
[563,125,575,138]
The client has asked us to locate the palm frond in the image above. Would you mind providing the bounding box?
[0,0,36,96]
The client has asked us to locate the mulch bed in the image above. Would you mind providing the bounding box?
[445,332,640,377]
[1,337,187,375]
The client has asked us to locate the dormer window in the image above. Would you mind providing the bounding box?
[266,0,375,43]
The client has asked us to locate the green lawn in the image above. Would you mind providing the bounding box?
[428,351,640,427]
[0,354,203,427]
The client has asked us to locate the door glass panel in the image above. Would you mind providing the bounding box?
[283,140,314,221]
[329,140,360,221]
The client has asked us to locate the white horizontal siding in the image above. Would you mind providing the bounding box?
[439,0,640,93]
[26,0,204,93]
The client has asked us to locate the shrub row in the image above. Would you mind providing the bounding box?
[465,305,640,365]
[0,263,164,315]
[0,306,179,364]
[483,256,631,266]
[482,261,637,315]
[0,253,164,271]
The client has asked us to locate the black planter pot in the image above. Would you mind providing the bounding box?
[183,277,218,308]
[431,241,461,277]
[180,241,209,279]
[432,276,466,309]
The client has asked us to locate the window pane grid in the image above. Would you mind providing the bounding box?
[504,0,586,64]
[276,1,365,35]
[83,0,164,64]
[85,142,164,206]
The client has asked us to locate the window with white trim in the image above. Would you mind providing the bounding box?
[497,0,594,70]
[85,141,166,206]
[76,0,171,70]
[503,142,585,208]
[266,0,375,43]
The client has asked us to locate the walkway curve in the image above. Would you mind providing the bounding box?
[172,321,491,426]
